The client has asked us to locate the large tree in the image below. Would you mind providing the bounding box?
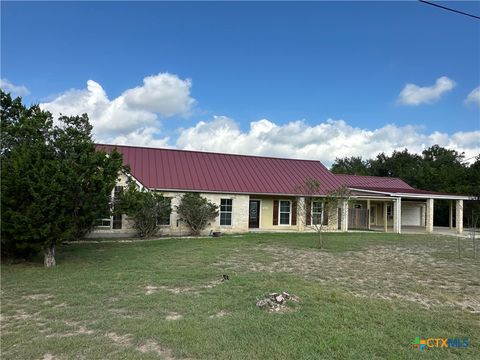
[330,156,369,175]
[1,90,123,266]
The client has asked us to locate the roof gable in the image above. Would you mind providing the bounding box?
[96,144,343,195]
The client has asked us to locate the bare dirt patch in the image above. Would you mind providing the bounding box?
[209,310,228,318]
[105,331,192,360]
[105,332,133,346]
[215,243,480,312]
[23,294,53,301]
[41,353,61,360]
[165,312,183,321]
[137,340,177,359]
[145,279,224,295]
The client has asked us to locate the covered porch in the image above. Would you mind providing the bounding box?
[344,190,470,234]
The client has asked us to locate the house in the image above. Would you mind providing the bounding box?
[92,144,469,237]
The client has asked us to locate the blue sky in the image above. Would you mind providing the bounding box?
[1,1,479,165]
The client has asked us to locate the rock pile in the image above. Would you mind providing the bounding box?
[255,292,300,312]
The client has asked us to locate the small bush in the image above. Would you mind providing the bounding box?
[116,180,171,237]
[176,193,219,235]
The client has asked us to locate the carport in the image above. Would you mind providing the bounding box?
[335,174,471,235]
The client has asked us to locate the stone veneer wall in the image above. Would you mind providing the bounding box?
[89,173,341,237]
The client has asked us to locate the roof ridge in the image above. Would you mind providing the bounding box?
[335,173,404,181]
[95,143,325,163]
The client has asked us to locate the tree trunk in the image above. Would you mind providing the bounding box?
[44,244,56,267]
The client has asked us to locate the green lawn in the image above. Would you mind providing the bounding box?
[1,232,479,359]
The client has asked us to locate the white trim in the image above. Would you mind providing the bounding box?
[121,170,147,191]
[395,193,471,200]
[151,187,330,197]
[348,187,471,200]
[351,195,394,201]
[278,200,292,226]
[144,186,471,201]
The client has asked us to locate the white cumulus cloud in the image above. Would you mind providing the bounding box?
[397,76,456,105]
[464,86,480,107]
[176,116,480,167]
[1,78,30,96]
[38,74,478,165]
[40,73,195,144]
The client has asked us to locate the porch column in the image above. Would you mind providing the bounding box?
[366,199,371,230]
[383,202,388,233]
[426,198,434,233]
[456,199,463,234]
[341,199,348,232]
[297,197,305,232]
[393,197,402,234]
[449,200,453,229]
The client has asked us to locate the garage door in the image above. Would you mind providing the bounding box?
[402,205,421,226]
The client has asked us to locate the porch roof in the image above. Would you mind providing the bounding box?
[349,186,471,200]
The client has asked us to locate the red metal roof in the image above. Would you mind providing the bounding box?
[96,144,343,195]
[349,186,462,197]
[335,174,463,197]
[335,174,414,190]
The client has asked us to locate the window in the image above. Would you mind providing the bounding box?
[95,186,123,229]
[220,199,232,226]
[112,186,123,229]
[279,200,291,225]
[157,197,172,226]
[312,201,324,225]
[95,218,111,227]
[387,204,393,219]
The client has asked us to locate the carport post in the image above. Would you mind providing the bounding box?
[426,198,434,233]
[297,197,305,232]
[341,199,348,232]
[383,202,388,233]
[393,197,401,234]
[449,200,453,229]
[456,200,463,234]
[366,199,371,230]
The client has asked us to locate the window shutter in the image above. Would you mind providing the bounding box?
[273,200,279,225]
[306,199,311,225]
[292,200,297,226]
[322,205,329,226]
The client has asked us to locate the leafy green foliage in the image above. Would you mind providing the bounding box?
[0,90,123,264]
[115,180,171,238]
[176,193,219,235]
[329,156,370,175]
[332,146,476,195]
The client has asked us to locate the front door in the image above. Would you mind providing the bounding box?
[249,200,260,228]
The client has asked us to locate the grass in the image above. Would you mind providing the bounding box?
[1,232,479,359]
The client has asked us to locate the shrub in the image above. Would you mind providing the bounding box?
[115,180,171,238]
[176,193,219,235]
